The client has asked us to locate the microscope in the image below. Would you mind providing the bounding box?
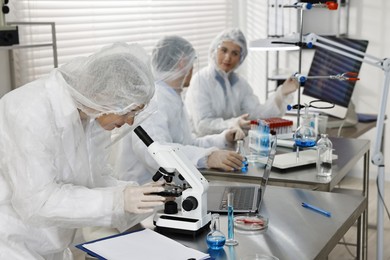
[0,0,19,46]
[134,126,211,235]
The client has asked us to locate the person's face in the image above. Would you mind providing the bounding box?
[96,105,145,131]
[182,67,193,88]
[216,41,241,73]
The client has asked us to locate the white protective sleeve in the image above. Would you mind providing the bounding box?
[185,66,293,136]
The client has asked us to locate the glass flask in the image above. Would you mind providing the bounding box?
[236,140,248,172]
[294,107,316,148]
[206,213,226,250]
[316,134,333,176]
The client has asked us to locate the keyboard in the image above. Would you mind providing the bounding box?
[219,187,255,210]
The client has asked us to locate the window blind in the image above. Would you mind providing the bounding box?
[8,0,233,87]
[244,0,268,101]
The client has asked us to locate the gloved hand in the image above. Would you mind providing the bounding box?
[207,150,243,171]
[281,77,299,96]
[234,113,251,130]
[123,181,166,214]
[225,127,246,142]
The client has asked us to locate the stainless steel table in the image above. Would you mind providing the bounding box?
[201,137,369,192]
[201,137,370,260]
[140,185,367,260]
[326,121,376,139]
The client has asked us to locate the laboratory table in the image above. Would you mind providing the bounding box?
[326,120,376,139]
[201,137,370,193]
[200,137,370,260]
[139,185,367,260]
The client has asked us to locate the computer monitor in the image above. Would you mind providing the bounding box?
[301,36,369,121]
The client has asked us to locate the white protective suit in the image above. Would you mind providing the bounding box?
[114,81,231,183]
[0,43,156,259]
[113,36,232,183]
[185,28,294,136]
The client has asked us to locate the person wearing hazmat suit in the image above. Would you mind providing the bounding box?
[185,28,299,137]
[0,42,167,259]
[112,35,244,185]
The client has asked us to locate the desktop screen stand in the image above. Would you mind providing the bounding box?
[326,102,358,128]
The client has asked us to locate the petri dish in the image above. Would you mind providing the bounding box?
[240,254,279,260]
[234,214,268,231]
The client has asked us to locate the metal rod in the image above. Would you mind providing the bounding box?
[297,9,304,127]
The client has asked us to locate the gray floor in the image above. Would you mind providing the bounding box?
[71,176,390,260]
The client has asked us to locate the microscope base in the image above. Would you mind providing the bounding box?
[153,211,211,236]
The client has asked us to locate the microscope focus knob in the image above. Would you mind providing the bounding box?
[182,196,198,211]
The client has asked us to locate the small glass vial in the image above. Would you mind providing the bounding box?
[316,134,333,176]
[250,120,259,130]
[206,213,226,250]
[236,140,248,172]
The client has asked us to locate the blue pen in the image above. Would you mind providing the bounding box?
[301,202,332,217]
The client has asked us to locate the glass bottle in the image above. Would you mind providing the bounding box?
[316,134,333,176]
[206,213,226,250]
[236,140,248,172]
[294,107,316,148]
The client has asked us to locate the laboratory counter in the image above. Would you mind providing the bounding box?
[200,136,370,260]
[201,137,370,193]
[137,185,367,260]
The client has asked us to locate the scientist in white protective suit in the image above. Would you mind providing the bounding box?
[112,35,245,184]
[0,42,168,260]
[185,28,299,137]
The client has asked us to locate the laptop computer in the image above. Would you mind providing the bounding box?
[207,135,277,214]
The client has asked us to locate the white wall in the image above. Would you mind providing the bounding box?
[0,51,11,97]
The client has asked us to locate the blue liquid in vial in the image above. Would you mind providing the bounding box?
[241,158,248,172]
[206,236,226,250]
[295,139,316,147]
[228,205,234,239]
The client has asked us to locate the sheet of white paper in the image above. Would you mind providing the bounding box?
[272,149,338,169]
[82,229,209,260]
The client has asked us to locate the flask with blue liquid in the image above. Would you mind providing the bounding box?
[236,140,248,172]
[206,213,226,250]
[294,107,316,148]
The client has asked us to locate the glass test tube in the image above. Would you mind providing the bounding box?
[225,192,238,246]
